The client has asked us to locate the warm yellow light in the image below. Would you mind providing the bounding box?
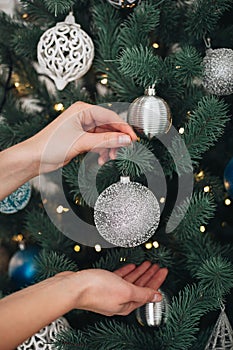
[153,241,159,248]
[12,234,24,242]
[204,186,210,193]
[54,103,64,112]
[22,13,28,19]
[195,170,205,181]
[152,42,159,49]
[101,78,108,85]
[14,82,20,88]
[38,231,42,235]
[200,225,206,233]
[225,198,231,206]
[176,65,181,69]
[95,244,102,252]
[74,245,81,252]
[160,197,165,204]
[120,257,127,262]
[145,242,153,249]
[179,127,185,134]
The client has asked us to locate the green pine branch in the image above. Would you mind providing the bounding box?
[165,96,230,175]
[174,46,203,87]
[185,0,232,39]
[115,140,156,178]
[35,250,78,281]
[11,26,43,60]
[156,0,182,45]
[159,284,219,350]
[181,233,233,276]
[195,255,233,298]
[18,0,58,25]
[41,0,75,15]
[77,320,157,350]
[93,246,145,270]
[170,191,216,240]
[119,2,160,49]
[92,1,121,62]
[119,45,163,88]
[145,245,174,269]
[54,327,88,350]
[194,170,225,202]
[25,209,74,253]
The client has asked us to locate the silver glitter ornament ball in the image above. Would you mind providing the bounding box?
[107,0,141,8]
[203,48,233,96]
[127,86,172,139]
[136,289,169,327]
[94,176,160,247]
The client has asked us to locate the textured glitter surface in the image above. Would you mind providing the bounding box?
[203,48,233,96]
[127,94,172,139]
[0,182,31,214]
[94,179,160,247]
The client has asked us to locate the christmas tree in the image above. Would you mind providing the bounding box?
[1,0,233,349]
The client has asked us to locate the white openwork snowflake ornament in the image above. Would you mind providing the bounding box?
[17,317,69,349]
[37,13,94,90]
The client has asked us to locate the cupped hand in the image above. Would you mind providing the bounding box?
[28,102,137,175]
[68,262,168,316]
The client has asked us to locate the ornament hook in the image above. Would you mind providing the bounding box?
[203,35,211,49]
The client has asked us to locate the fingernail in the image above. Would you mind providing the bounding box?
[152,293,162,302]
[118,135,131,145]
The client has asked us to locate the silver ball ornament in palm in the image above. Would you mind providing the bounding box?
[127,87,172,139]
[94,176,160,247]
[203,48,233,96]
[136,289,169,327]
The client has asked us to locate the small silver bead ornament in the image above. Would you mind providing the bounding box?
[127,86,172,139]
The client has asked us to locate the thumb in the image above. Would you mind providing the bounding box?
[132,285,163,304]
[80,132,132,151]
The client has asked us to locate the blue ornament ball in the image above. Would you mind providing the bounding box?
[8,246,40,288]
[224,158,233,198]
[0,182,32,214]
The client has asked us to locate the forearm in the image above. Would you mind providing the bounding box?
[0,139,39,200]
[0,273,79,350]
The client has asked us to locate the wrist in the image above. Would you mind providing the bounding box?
[53,271,88,311]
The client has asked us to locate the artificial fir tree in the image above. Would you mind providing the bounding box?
[0,0,233,349]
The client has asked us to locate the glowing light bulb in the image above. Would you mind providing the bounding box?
[152,42,159,49]
[179,127,185,134]
[101,78,108,85]
[153,241,159,248]
[54,103,64,112]
[160,197,165,204]
[225,198,231,206]
[145,242,153,249]
[195,170,205,181]
[200,225,206,233]
[74,245,81,252]
[204,186,210,193]
[95,244,102,252]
